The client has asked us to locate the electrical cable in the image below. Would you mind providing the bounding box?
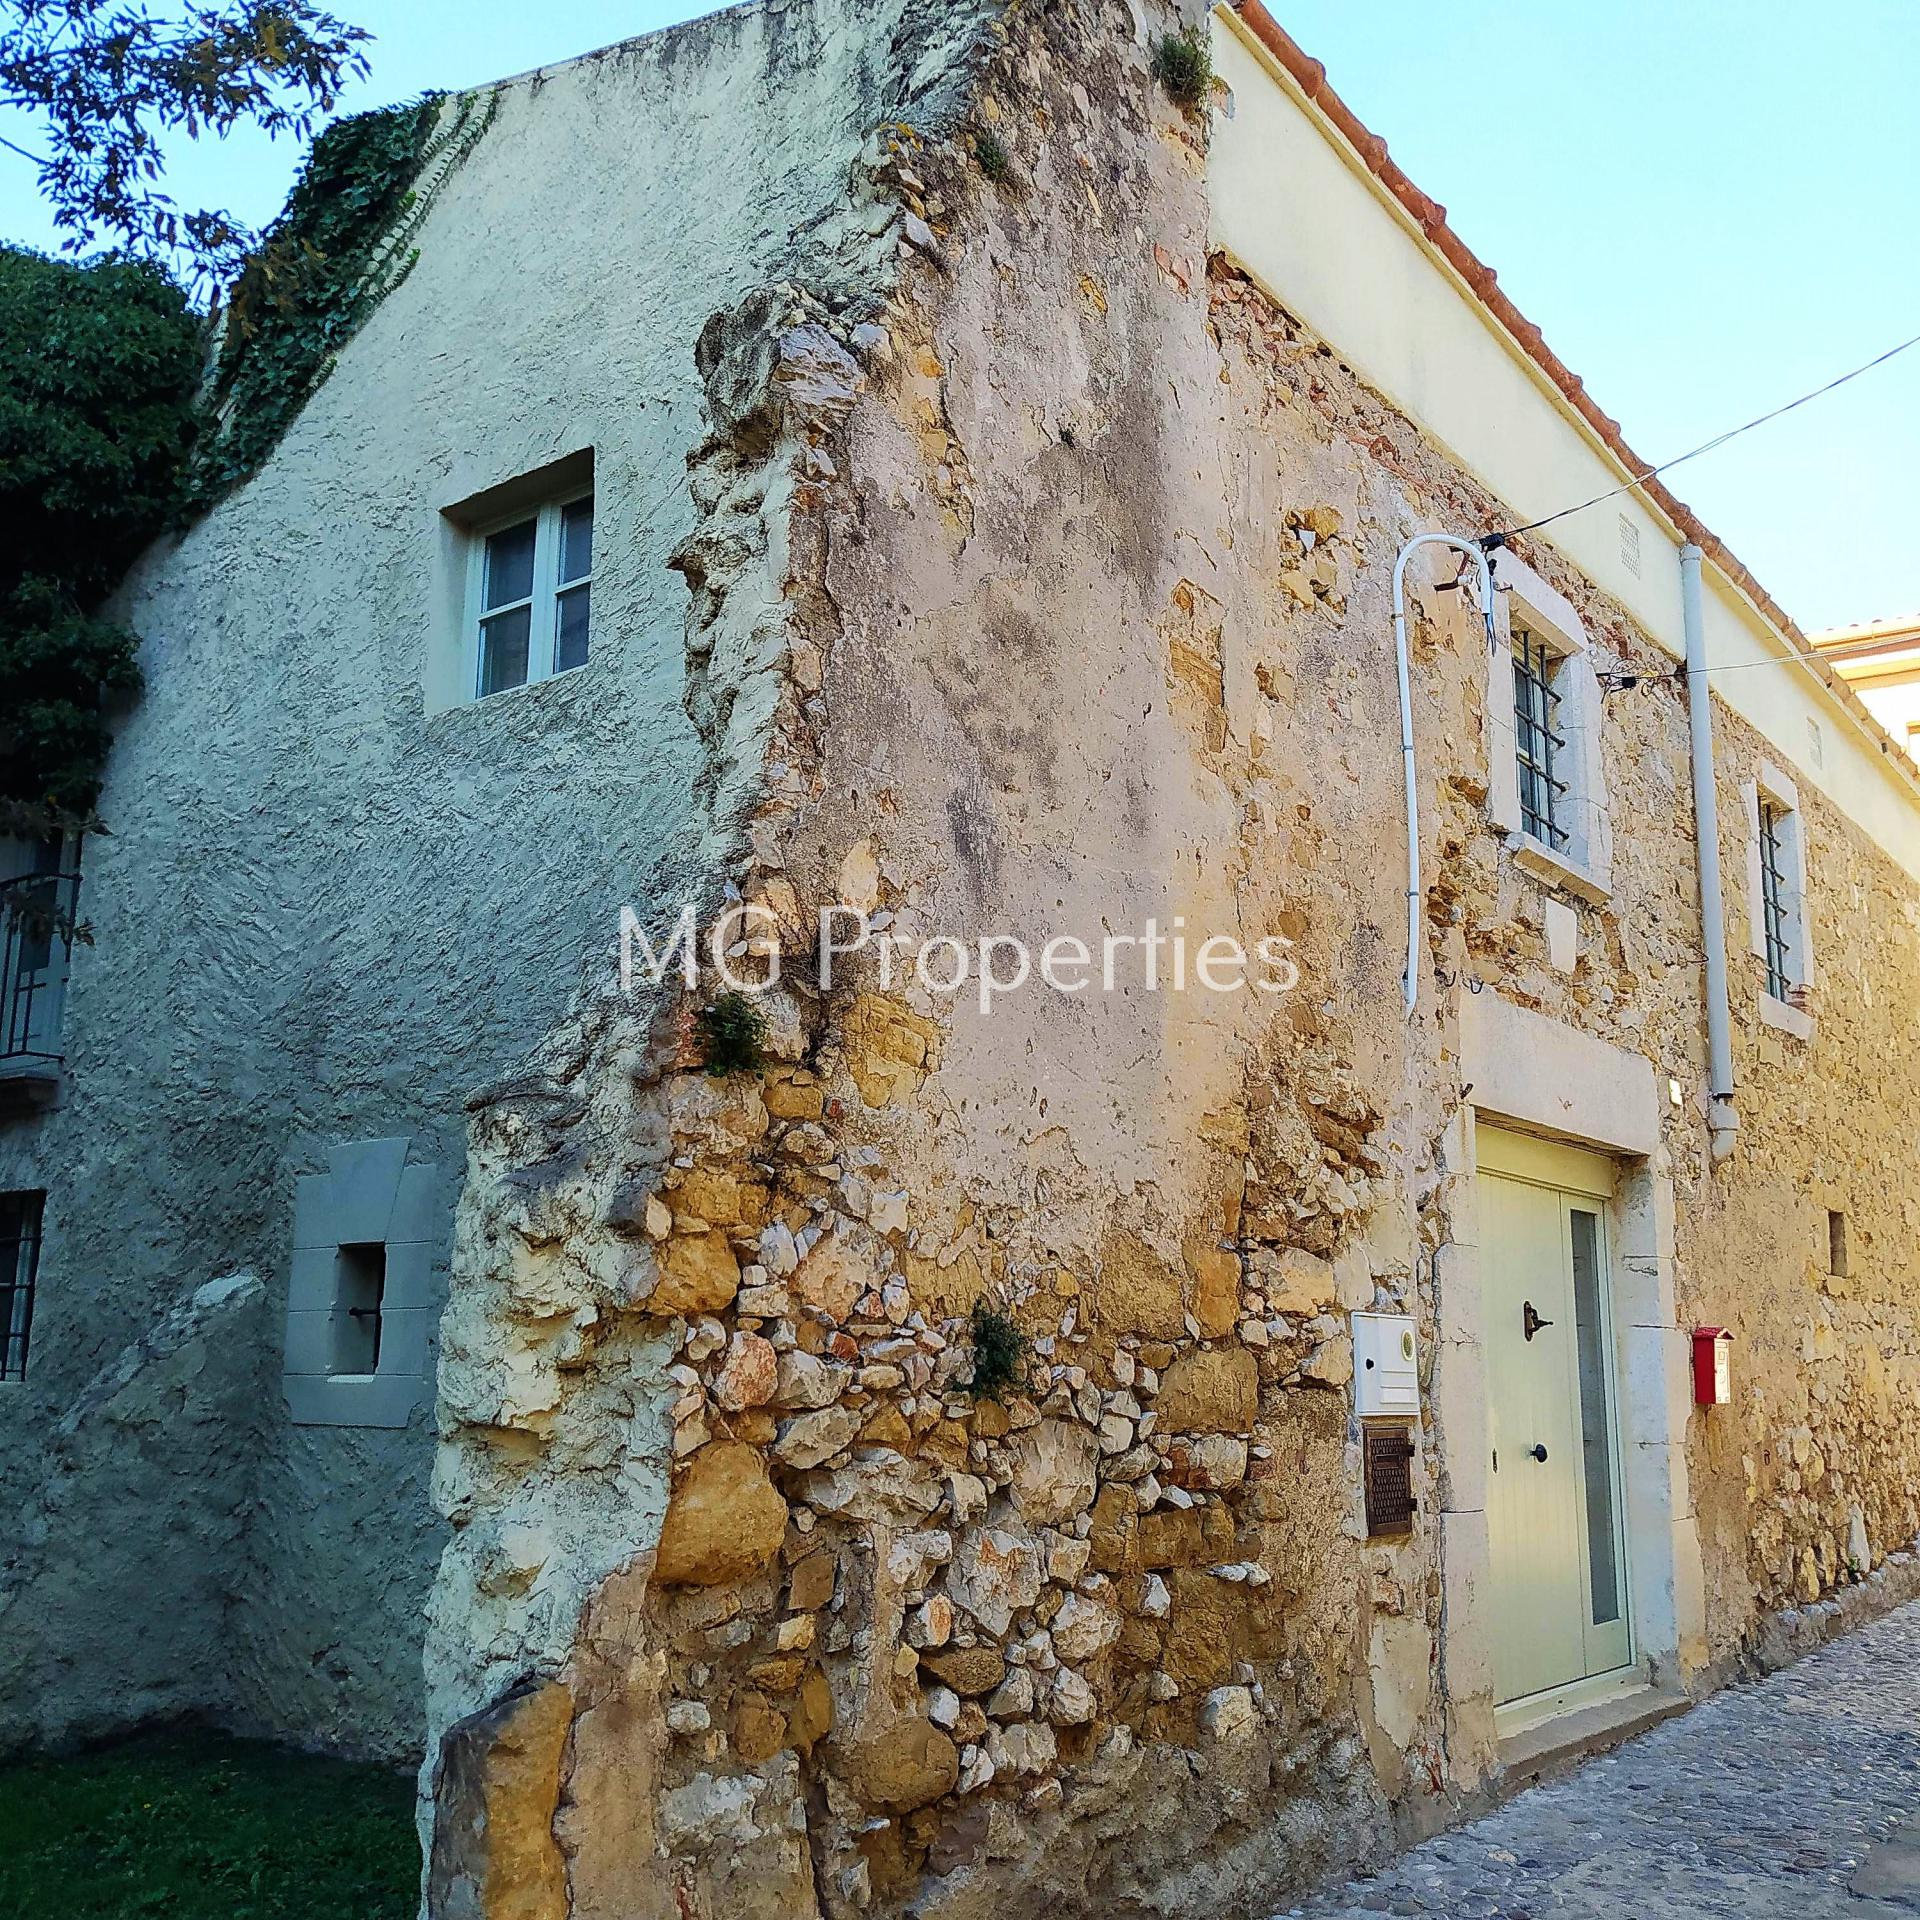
[1593,655,1861,687]
[1678,654,1852,677]
[1485,325,1920,542]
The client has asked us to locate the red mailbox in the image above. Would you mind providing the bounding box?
[1692,1326,1733,1406]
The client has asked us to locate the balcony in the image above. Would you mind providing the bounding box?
[0,868,79,1109]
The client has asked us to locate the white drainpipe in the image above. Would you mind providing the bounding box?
[1391,532,1497,1017]
[1681,541,1739,1159]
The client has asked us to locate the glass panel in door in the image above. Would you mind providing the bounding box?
[1568,1204,1630,1674]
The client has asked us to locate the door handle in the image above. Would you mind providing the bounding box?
[1529,1443,1548,1463]
[1523,1300,1554,1341]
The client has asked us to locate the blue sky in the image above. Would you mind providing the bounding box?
[3,0,1913,631]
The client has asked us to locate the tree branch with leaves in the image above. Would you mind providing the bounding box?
[0,0,371,290]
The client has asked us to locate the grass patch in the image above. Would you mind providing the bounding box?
[1151,25,1212,111]
[966,1300,1029,1400]
[973,128,1010,182]
[696,989,769,1077]
[0,1729,419,1920]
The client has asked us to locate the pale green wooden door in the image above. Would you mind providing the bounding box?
[1480,1129,1632,1708]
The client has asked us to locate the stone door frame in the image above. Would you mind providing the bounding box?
[1432,993,1708,1778]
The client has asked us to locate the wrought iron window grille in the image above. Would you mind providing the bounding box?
[1511,623,1570,850]
[1758,800,1793,999]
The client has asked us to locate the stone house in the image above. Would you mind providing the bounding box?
[3,0,1919,1915]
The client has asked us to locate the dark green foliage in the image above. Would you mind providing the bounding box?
[0,1729,419,1919]
[0,249,200,608]
[0,597,146,833]
[186,94,451,506]
[697,990,769,1077]
[973,128,1010,182]
[0,246,201,832]
[1151,25,1212,111]
[966,1300,1028,1401]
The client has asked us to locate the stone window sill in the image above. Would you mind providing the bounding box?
[1758,991,1813,1041]
[1508,833,1611,907]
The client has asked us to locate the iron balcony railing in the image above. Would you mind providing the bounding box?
[0,868,80,1068]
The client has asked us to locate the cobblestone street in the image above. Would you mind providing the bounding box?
[1284,1601,1920,1918]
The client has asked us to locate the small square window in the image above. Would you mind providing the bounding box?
[467,490,594,698]
[0,1190,45,1381]
[331,1242,387,1376]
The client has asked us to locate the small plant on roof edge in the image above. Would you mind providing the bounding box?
[1151,24,1212,112]
[973,128,1010,183]
[966,1299,1028,1401]
[696,990,768,1077]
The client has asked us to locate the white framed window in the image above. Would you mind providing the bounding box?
[1742,761,1813,1035]
[1483,550,1612,900]
[466,488,594,699]
[0,833,81,1077]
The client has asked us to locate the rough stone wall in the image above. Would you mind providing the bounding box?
[426,5,1445,1913]
[409,2,1920,1916]
[1688,726,1920,1639]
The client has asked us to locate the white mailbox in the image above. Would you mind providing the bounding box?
[1351,1312,1419,1417]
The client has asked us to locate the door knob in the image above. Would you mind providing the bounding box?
[1529,1443,1549,1463]
[1523,1300,1554,1341]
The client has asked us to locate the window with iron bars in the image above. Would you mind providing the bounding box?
[1511,622,1569,849]
[1758,799,1793,999]
[0,1190,43,1382]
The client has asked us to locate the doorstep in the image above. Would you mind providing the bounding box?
[1497,1684,1689,1787]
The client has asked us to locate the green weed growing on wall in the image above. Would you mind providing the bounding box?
[697,992,770,1077]
[1151,25,1212,112]
[966,1301,1029,1401]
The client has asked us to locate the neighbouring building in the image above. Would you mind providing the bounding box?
[1813,615,1920,763]
[4,2,1919,1916]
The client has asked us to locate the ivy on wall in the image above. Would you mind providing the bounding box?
[0,248,201,838]
[187,89,495,508]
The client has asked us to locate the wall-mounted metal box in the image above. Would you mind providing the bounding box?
[1352,1311,1419,1417]
[1692,1325,1733,1406]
